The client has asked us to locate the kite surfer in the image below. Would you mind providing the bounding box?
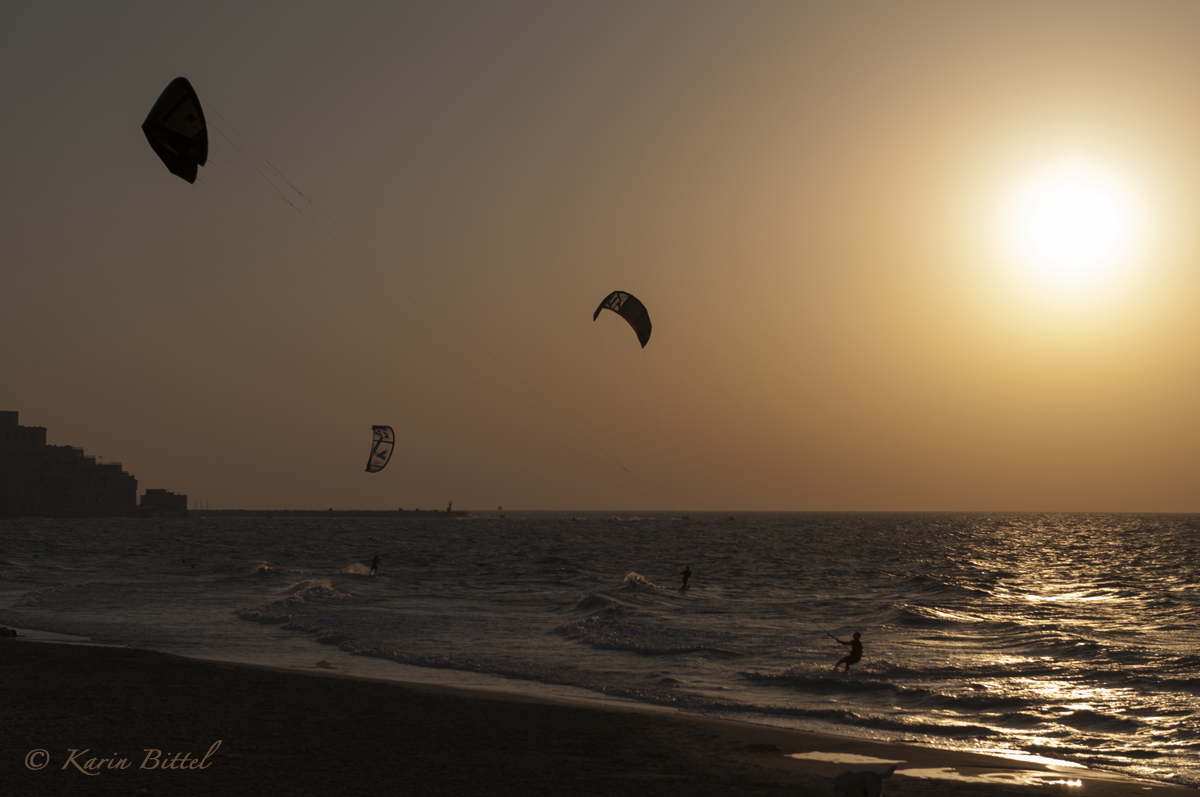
[829,631,863,672]
[680,565,691,590]
[370,554,380,576]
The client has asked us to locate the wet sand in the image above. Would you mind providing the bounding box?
[0,639,1192,796]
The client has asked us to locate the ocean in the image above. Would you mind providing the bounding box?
[1,512,1197,788]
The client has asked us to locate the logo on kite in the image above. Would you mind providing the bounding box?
[593,291,652,347]
[142,77,208,183]
[365,425,395,473]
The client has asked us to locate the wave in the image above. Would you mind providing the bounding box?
[234,560,374,578]
[247,560,314,576]
[235,579,357,624]
[623,572,661,588]
[903,573,994,598]
[315,641,1000,740]
[743,668,926,694]
[276,578,353,599]
[1162,654,1200,671]
[894,605,986,626]
[16,581,150,609]
[551,615,741,657]
[1154,676,1200,696]
[1058,709,1143,734]
[571,593,621,612]
[991,711,1052,730]
[741,668,1032,712]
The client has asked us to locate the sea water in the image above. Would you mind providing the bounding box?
[1,512,1197,787]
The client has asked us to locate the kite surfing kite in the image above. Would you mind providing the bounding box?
[593,291,652,347]
[365,426,395,473]
[142,77,208,183]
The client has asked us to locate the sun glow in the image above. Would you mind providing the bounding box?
[999,159,1146,294]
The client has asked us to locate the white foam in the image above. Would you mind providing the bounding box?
[789,752,904,765]
[898,768,1082,787]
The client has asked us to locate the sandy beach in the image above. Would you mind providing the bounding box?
[1,639,1191,797]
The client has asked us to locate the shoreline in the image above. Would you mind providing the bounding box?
[2,638,1192,796]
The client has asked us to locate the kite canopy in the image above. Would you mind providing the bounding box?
[365,425,395,473]
[593,291,652,347]
[142,77,208,183]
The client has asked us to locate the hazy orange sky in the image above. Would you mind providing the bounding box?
[7,2,1200,511]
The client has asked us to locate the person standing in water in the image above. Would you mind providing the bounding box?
[680,565,692,590]
[369,554,380,576]
[832,631,862,672]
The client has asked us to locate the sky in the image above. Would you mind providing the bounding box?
[6,1,1200,511]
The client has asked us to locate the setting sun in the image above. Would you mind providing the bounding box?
[999,159,1146,293]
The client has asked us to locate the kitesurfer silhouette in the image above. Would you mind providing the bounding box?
[680,565,691,590]
[370,554,380,576]
[832,631,862,672]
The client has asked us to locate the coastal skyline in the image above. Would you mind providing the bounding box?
[8,2,1200,511]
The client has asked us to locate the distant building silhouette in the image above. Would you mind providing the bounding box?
[141,488,188,515]
[0,411,45,449]
[0,411,183,518]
